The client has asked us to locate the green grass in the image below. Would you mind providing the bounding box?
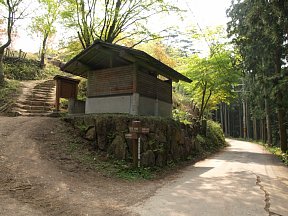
[263,144,288,166]
[64,138,156,180]
[0,79,20,108]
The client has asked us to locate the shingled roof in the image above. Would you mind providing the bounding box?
[61,40,192,83]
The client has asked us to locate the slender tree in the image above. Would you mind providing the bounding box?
[0,0,26,85]
[31,0,60,68]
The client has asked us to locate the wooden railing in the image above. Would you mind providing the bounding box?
[4,48,27,59]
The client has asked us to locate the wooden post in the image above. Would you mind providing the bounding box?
[55,79,60,111]
[125,121,149,168]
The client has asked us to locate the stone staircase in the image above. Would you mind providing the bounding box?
[12,80,56,116]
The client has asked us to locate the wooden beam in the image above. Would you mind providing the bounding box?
[119,51,180,82]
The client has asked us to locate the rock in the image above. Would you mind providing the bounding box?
[155,151,167,167]
[157,132,167,143]
[141,150,155,167]
[97,135,107,150]
[140,135,149,152]
[84,126,95,141]
[109,135,127,160]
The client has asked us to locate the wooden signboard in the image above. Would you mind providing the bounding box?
[125,121,150,167]
[54,75,80,111]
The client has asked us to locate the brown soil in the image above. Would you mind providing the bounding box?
[0,116,164,216]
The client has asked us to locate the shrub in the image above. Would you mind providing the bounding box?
[206,120,226,147]
[3,57,61,80]
[0,79,20,108]
[196,120,226,152]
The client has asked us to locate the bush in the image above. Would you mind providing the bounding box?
[196,120,226,152]
[3,57,61,80]
[77,78,87,100]
[206,120,226,147]
[4,57,42,80]
[0,79,20,108]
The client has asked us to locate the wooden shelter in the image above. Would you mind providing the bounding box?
[54,75,80,111]
[61,40,191,117]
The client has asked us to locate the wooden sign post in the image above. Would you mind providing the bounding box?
[125,121,149,167]
[53,75,80,111]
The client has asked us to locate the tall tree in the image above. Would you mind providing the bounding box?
[227,0,288,151]
[178,27,241,120]
[0,0,26,85]
[61,0,180,49]
[31,0,60,68]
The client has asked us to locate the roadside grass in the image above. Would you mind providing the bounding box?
[263,144,288,166]
[0,79,21,109]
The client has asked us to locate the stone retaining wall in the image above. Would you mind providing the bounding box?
[65,114,200,167]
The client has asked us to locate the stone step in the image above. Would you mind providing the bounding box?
[23,97,55,103]
[10,79,57,117]
[14,104,53,111]
[34,83,55,88]
[26,95,55,101]
[34,86,55,90]
[10,110,53,117]
[31,88,55,93]
[14,108,52,114]
[20,100,54,107]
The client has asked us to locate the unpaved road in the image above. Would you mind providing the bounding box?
[132,139,288,216]
[1,117,287,216]
[0,117,162,216]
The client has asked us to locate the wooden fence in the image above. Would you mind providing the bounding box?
[4,48,27,59]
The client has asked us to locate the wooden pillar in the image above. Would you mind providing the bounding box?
[55,79,61,111]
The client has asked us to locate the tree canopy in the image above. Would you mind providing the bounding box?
[61,0,181,49]
[227,0,288,151]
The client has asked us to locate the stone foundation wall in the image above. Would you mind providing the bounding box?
[65,114,200,167]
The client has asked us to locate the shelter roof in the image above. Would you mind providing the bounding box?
[61,40,192,83]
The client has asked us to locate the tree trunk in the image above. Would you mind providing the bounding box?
[246,101,250,139]
[253,118,257,140]
[260,119,263,141]
[0,48,5,86]
[277,99,287,152]
[239,102,242,138]
[275,46,287,152]
[40,34,48,69]
[264,98,272,145]
[228,107,231,136]
[224,103,228,136]
[242,100,247,139]
[220,103,224,130]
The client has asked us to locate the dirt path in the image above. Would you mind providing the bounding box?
[132,139,288,216]
[0,117,163,216]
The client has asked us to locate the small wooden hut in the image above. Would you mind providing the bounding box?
[61,40,191,117]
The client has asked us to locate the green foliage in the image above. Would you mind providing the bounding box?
[175,27,241,120]
[30,0,61,67]
[77,78,87,100]
[57,39,83,62]
[60,0,181,48]
[0,79,20,105]
[116,166,154,180]
[227,0,288,151]
[3,57,60,80]
[4,58,42,80]
[196,120,226,152]
[172,109,191,125]
[263,144,288,166]
[206,120,225,147]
